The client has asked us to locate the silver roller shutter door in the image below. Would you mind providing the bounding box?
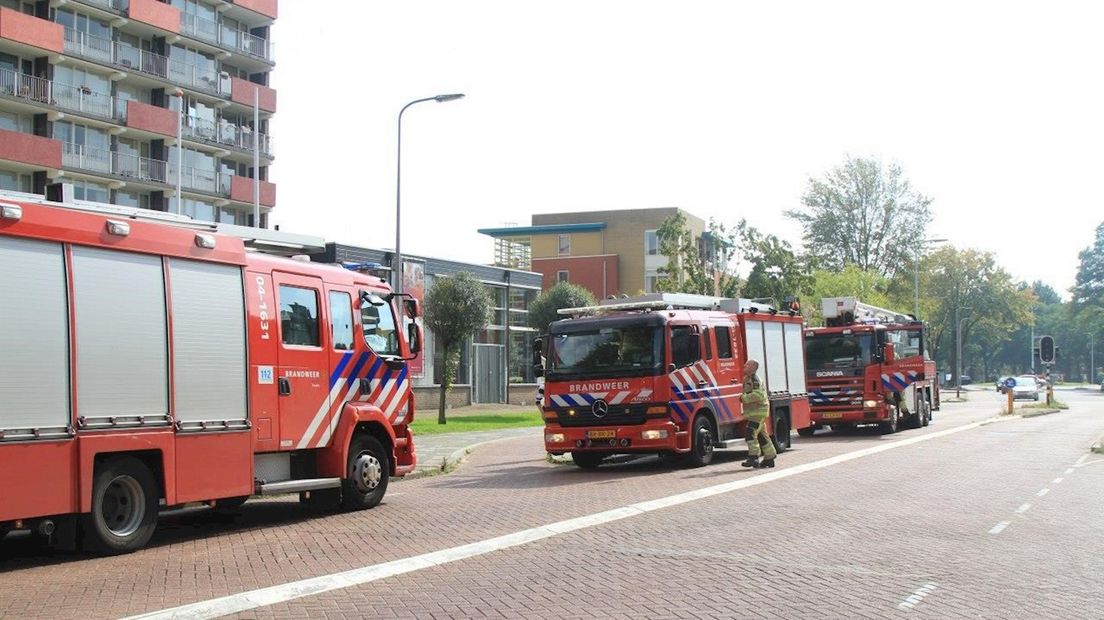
[744,320,766,386]
[0,237,69,431]
[169,259,247,424]
[784,323,807,394]
[71,246,168,420]
[763,321,788,393]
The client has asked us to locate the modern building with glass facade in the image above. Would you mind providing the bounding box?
[319,243,543,407]
[0,0,276,224]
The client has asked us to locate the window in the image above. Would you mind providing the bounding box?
[670,325,700,368]
[330,291,354,350]
[645,229,659,256]
[715,326,733,359]
[703,327,713,360]
[558,234,570,256]
[362,297,400,356]
[0,110,29,133]
[70,179,109,202]
[0,170,31,193]
[557,270,569,283]
[644,272,659,294]
[901,330,923,359]
[114,189,150,209]
[279,285,319,346]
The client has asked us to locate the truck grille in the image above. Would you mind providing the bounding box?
[551,403,649,427]
[808,377,864,410]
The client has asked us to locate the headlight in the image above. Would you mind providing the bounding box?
[863,400,879,409]
[545,433,565,443]
[641,430,668,440]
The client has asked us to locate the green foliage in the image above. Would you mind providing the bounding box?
[737,219,812,307]
[528,282,596,333]
[788,156,932,279]
[424,273,493,424]
[409,412,543,435]
[805,265,892,323]
[654,213,739,296]
[1074,222,1104,308]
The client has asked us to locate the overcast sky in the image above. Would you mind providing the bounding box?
[270,1,1102,296]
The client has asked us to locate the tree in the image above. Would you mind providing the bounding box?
[736,219,812,307]
[527,282,596,333]
[788,156,932,279]
[654,212,739,296]
[1073,222,1104,308]
[423,273,492,424]
[804,264,892,323]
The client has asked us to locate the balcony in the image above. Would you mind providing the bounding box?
[182,115,273,157]
[0,128,62,169]
[62,27,231,96]
[181,12,274,63]
[74,0,127,12]
[62,142,231,196]
[0,67,117,121]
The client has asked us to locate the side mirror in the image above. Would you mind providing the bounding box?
[360,290,386,307]
[407,323,422,355]
[404,298,420,318]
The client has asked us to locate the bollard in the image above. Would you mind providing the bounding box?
[1047,384,1054,406]
[1007,389,1014,415]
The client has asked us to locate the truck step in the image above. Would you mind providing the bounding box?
[256,477,342,496]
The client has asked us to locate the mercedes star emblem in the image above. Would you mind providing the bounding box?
[592,399,609,418]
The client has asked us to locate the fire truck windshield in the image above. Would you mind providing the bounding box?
[547,325,662,379]
[805,333,873,371]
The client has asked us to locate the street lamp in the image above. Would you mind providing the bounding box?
[914,237,948,319]
[956,307,970,398]
[394,93,465,294]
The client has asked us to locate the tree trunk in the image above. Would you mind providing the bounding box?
[437,382,447,425]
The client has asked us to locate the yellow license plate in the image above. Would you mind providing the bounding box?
[587,430,616,439]
[821,412,844,419]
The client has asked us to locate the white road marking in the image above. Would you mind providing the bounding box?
[1015,503,1032,514]
[989,521,1010,535]
[1037,488,1050,497]
[898,582,938,610]
[1065,468,1074,475]
[1076,454,1089,466]
[1053,477,1063,484]
[125,418,998,620]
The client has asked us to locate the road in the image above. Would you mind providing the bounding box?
[2,388,1102,619]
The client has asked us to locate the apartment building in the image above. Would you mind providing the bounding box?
[0,0,276,224]
[479,207,710,299]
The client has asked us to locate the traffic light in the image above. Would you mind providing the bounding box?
[1039,335,1055,365]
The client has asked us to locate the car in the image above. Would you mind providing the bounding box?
[1012,375,1040,401]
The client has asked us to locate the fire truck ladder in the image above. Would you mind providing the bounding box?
[0,186,327,257]
[821,296,914,326]
[558,292,778,316]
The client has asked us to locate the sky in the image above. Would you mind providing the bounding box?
[270,0,1104,297]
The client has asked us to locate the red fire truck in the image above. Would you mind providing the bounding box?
[0,188,420,553]
[801,297,939,436]
[539,294,811,468]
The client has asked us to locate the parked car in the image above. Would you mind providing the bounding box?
[1012,375,1040,401]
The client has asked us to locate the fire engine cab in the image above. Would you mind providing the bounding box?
[538,293,811,468]
[801,297,939,436]
[0,188,420,553]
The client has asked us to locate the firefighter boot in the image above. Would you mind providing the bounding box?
[759,458,776,468]
[741,456,760,468]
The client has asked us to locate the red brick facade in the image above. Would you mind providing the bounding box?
[0,128,61,169]
[231,77,277,113]
[0,7,63,53]
[125,100,177,137]
[231,0,278,19]
[229,174,276,207]
[533,255,619,298]
[127,0,181,34]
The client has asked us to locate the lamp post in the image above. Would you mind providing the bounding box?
[913,237,947,319]
[172,88,184,215]
[394,93,464,294]
[956,307,970,399]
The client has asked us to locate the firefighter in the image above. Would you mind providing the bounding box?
[741,359,777,469]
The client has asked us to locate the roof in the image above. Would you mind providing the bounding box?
[477,222,607,238]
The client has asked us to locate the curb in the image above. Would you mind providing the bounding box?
[1019,408,1062,418]
[1092,435,1104,455]
[401,432,540,481]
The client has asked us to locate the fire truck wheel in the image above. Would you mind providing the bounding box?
[83,456,158,555]
[797,427,816,438]
[682,415,715,468]
[342,434,389,510]
[880,406,899,435]
[772,415,791,453]
[920,395,931,427]
[570,451,605,469]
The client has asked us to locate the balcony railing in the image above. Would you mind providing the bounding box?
[62,142,232,196]
[182,115,273,157]
[62,28,231,96]
[180,12,219,45]
[180,15,274,63]
[74,0,128,11]
[0,67,116,120]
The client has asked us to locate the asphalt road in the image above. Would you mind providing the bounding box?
[2,388,1102,619]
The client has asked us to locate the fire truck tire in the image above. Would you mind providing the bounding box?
[772,414,791,453]
[83,456,158,555]
[571,452,606,469]
[880,406,899,434]
[682,414,715,468]
[797,426,816,438]
[342,434,389,510]
[920,395,931,427]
